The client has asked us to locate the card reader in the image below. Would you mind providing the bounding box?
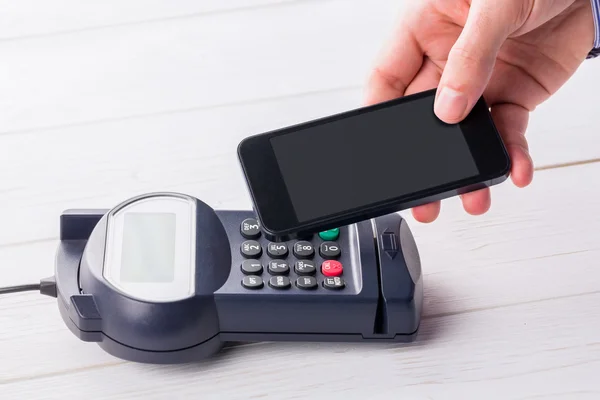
[54,192,423,364]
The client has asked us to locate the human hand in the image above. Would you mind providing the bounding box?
[366,0,596,222]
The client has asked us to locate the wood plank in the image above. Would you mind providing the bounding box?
[0,88,362,246]
[0,85,598,247]
[2,0,599,138]
[526,60,600,167]
[2,291,599,398]
[404,162,600,276]
[0,0,401,133]
[1,161,600,384]
[1,0,598,195]
[0,0,297,40]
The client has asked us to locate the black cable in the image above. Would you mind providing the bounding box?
[0,283,41,295]
[0,277,57,297]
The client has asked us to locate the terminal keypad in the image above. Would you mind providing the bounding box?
[238,218,346,291]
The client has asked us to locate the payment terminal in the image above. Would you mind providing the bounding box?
[53,192,423,364]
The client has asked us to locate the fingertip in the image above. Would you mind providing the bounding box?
[508,144,534,188]
[460,188,491,215]
[434,86,470,124]
[412,202,441,223]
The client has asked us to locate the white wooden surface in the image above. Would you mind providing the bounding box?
[1,1,600,399]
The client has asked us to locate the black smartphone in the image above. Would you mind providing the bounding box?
[237,88,510,239]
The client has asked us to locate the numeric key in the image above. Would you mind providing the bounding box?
[241,260,263,275]
[240,218,261,239]
[294,260,316,276]
[268,261,290,275]
[319,241,341,258]
[267,242,288,258]
[241,240,262,258]
[293,241,314,258]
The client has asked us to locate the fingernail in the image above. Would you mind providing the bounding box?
[435,87,468,122]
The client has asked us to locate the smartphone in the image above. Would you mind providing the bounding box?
[237,88,510,239]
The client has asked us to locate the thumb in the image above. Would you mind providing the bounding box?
[434,0,519,123]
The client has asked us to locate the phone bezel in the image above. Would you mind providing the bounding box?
[237,89,511,237]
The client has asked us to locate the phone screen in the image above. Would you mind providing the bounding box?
[269,94,479,222]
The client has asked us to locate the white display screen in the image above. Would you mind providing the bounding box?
[120,212,176,282]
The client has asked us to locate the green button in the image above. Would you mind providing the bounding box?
[319,228,339,241]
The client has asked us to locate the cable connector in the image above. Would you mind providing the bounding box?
[40,276,57,298]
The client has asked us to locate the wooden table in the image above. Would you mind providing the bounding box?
[1,1,599,398]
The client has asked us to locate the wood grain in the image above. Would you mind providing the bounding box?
[2,0,600,398]
[0,0,299,40]
[0,75,598,247]
[2,162,600,398]
[2,289,599,399]
[0,0,401,133]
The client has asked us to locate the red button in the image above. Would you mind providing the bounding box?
[321,260,343,277]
